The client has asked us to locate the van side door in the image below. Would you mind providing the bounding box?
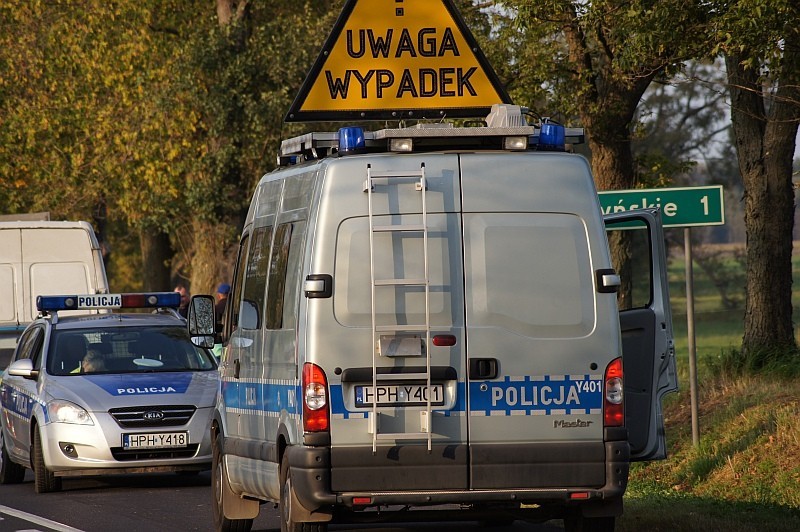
[604,208,678,461]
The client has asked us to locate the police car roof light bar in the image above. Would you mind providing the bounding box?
[37,292,181,312]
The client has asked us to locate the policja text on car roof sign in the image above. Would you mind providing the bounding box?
[285,0,512,122]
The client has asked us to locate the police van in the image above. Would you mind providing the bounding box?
[209,104,677,532]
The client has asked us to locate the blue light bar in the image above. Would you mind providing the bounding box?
[37,295,80,311]
[37,292,181,312]
[338,127,365,154]
[539,121,566,151]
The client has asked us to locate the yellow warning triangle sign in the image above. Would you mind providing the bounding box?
[285,0,511,122]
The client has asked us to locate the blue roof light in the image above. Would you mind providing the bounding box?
[37,296,79,311]
[539,120,565,151]
[338,127,365,154]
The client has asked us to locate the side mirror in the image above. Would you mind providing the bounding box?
[187,295,215,348]
[8,358,38,380]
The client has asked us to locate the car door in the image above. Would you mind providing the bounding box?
[1,324,45,461]
[604,208,678,461]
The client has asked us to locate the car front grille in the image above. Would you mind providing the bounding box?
[110,445,200,461]
[109,405,196,428]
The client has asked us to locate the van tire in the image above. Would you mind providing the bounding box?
[0,431,26,484]
[280,453,326,532]
[212,431,253,532]
[564,516,615,532]
[33,428,61,493]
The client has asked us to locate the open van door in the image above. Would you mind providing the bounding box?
[604,208,678,461]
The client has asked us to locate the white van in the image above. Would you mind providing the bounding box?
[0,221,109,368]
[211,108,677,532]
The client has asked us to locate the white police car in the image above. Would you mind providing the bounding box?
[0,292,218,493]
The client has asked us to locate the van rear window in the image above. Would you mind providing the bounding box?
[464,213,595,338]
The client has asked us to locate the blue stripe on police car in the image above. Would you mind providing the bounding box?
[87,373,193,396]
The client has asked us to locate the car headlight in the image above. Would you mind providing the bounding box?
[47,400,94,426]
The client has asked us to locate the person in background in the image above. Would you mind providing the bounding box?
[215,283,230,334]
[174,284,190,318]
[212,283,230,359]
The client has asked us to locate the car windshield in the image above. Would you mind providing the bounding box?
[47,326,216,376]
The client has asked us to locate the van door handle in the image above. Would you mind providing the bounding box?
[469,358,498,380]
[234,359,241,379]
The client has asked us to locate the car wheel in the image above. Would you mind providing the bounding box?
[0,430,26,484]
[280,453,326,532]
[33,428,61,493]
[564,515,616,532]
[212,430,252,532]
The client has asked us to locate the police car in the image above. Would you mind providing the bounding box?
[0,292,219,493]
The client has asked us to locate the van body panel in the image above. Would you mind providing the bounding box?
[219,164,318,503]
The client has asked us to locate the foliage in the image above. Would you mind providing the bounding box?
[628,374,800,511]
[632,61,732,188]
[691,244,746,310]
[496,0,713,120]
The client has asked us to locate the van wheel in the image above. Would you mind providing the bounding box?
[0,430,26,484]
[280,453,326,532]
[564,516,615,532]
[212,431,253,532]
[33,428,61,493]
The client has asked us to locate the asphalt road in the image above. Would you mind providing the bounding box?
[0,470,565,532]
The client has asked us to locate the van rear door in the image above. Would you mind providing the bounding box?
[460,153,619,489]
[604,209,677,461]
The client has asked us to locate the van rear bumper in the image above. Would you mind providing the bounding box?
[288,440,629,511]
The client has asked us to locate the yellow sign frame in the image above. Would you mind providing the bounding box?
[285,0,511,122]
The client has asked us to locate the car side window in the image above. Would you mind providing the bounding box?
[241,225,272,330]
[14,326,44,370]
[228,233,250,334]
[607,227,654,311]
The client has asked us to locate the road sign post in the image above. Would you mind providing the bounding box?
[599,185,725,448]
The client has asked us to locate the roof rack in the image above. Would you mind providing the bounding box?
[278,104,585,166]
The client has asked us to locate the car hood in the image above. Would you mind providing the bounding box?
[45,372,219,411]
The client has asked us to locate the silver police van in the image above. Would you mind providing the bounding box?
[211,106,677,532]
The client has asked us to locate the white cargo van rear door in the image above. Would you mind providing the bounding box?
[21,224,106,321]
[604,209,677,461]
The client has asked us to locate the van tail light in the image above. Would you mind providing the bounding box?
[604,357,624,427]
[302,363,330,432]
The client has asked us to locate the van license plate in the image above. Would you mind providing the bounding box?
[355,384,444,407]
[122,432,188,449]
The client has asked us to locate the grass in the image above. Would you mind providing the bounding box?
[612,245,800,530]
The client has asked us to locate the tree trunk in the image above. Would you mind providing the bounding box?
[140,228,172,292]
[726,45,800,357]
[583,89,646,309]
[190,218,231,296]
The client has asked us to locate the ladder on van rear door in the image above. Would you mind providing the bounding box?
[364,163,433,453]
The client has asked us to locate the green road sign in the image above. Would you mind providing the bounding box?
[599,185,724,228]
